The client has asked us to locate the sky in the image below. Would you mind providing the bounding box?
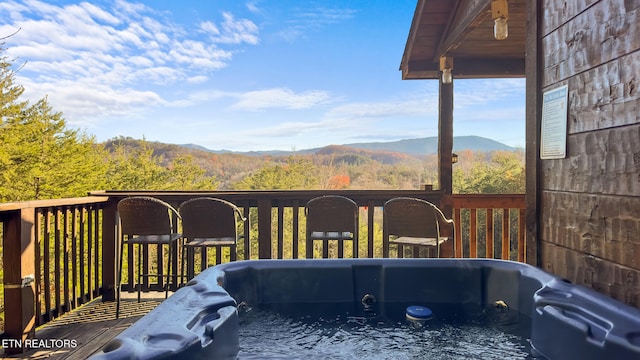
[0,0,526,152]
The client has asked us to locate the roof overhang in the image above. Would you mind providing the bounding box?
[400,0,527,80]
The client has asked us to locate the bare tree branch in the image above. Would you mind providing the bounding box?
[1,27,22,41]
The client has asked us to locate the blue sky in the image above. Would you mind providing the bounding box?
[0,0,525,152]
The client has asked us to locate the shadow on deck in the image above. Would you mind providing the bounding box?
[1,292,168,360]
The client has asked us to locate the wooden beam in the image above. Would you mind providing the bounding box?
[453,58,525,77]
[404,58,525,79]
[402,60,439,80]
[436,0,491,57]
[2,208,36,354]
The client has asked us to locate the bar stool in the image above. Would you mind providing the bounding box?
[179,197,246,281]
[305,195,359,258]
[116,196,182,318]
[382,197,454,258]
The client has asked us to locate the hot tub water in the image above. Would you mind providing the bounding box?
[237,304,534,359]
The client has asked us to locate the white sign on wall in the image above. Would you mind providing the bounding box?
[540,85,568,159]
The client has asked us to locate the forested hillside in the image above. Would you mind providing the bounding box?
[103,137,525,193]
[1,48,524,202]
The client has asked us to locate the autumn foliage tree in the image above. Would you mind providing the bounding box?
[327,174,350,189]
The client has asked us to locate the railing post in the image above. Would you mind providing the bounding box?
[257,198,272,259]
[101,200,118,301]
[2,208,37,354]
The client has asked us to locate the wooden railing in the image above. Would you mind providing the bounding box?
[452,194,526,262]
[0,190,525,352]
[0,196,110,352]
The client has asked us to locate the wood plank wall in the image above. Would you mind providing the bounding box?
[538,0,640,307]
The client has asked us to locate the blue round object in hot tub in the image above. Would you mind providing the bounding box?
[405,305,433,321]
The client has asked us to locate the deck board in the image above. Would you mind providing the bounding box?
[1,292,168,359]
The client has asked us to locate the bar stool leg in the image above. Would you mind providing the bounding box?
[353,237,358,258]
[306,239,312,259]
[116,237,125,319]
[166,243,171,299]
[137,244,142,303]
[181,244,186,286]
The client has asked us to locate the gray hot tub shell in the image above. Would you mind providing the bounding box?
[90,259,640,360]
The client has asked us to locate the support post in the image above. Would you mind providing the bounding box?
[524,0,541,266]
[438,77,454,258]
[438,78,454,211]
[2,208,37,354]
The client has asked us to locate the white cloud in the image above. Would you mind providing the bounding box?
[276,6,357,42]
[454,78,525,108]
[0,0,260,126]
[20,77,164,125]
[199,21,220,35]
[244,119,329,138]
[298,7,358,24]
[326,98,436,121]
[200,12,258,45]
[230,88,332,110]
[241,93,438,141]
[246,1,261,14]
[187,75,209,84]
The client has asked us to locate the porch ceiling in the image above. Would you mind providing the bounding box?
[400,0,527,80]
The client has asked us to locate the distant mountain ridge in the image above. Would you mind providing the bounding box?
[339,136,515,155]
[180,135,516,156]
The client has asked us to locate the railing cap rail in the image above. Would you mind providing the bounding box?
[0,196,109,212]
[89,189,445,206]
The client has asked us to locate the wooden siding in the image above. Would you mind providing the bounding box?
[541,0,640,85]
[538,0,640,307]
[542,126,640,195]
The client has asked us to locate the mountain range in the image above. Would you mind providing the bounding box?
[181,135,517,156]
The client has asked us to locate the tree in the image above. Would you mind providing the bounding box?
[327,174,350,189]
[104,141,169,190]
[232,156,320,190]
[0,48,107,201]
[166,154,220,190]
[453,150,525,194]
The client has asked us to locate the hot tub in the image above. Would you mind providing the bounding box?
[90,259,640,360]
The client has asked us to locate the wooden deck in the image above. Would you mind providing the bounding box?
[1,292,169,360]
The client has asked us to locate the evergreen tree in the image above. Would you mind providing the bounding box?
[0,48,107,201]
[104,141,169,190]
